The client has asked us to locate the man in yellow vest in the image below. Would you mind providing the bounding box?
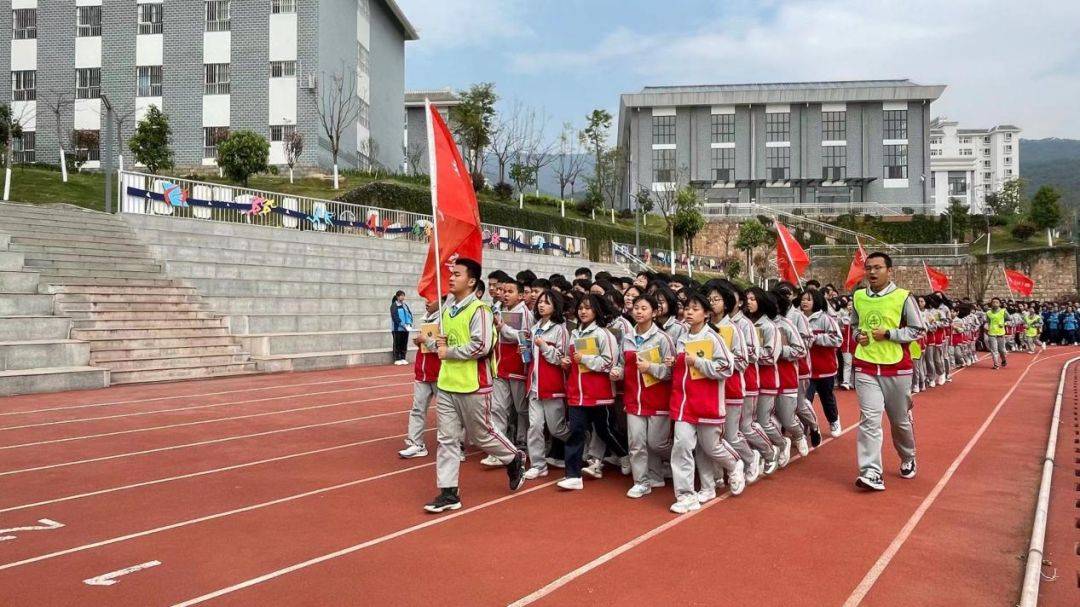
[424,258,526,514]
[985,297,1008,369]
[851,252,925,491]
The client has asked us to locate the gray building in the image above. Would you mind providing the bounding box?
[403,88,459,175]
[4,0,417,172]
[615,79,946,217]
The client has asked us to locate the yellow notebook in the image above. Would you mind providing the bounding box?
[638,346,662,387]
[419,323,439,353]
[574,336,599,374]
[685,339,713,380]
[717,325,734,349]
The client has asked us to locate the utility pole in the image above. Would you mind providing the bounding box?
[101,95,114,213]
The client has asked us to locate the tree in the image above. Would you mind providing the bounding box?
[553,121,587,200]
[42,90,73,182]
[673,188,706,256]
[109,104,137,171]
[216,130,269,186]
[519,108,556,196]
[1,103,24,201]
[362,135,382,176]
[284,130,304,183]
[635,187,654,216]
[986,178,1026,216]
[449,82,497,187]
[1010,219,1036,242]
[128,105,174,174]
[581,109,613,208]
[943,197,970,242]
[508,161,536,196]
[736,218,771,282]
[315,67,363,189]
[488,100,524,185]
[403,142,423,176]
[1028,185,1063,245]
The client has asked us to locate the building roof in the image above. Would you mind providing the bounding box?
[930,117,1022,135]
[623,79,946,107]
[382,0,419,41]
[405,89,461,107]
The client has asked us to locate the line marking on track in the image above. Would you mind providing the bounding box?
[0,429,432,514]
[0,383,411,451]
[169,479,562,607]
[84,560,161,586]
[0,455,469,573]
[0,393,411,477]
[0,519,65,542]
[0,378,413,432]
[841,350,1069,606]
[0,372,412,417]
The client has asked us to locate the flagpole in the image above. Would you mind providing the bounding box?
[424,99,444,321]
[1001,264,1011,296]
[923,261,934,292]
[777,223,802,286]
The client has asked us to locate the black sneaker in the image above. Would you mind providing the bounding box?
[809,427,822,448]
[900,459,917,479]
[855,473,886,491]
[507,451,526,491]
[424,487,461,513]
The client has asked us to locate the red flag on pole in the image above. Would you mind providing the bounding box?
[844,238,867,290]
[775,223,809,285]
[923,262,950,292]
[1003,267,1034,297]
[417,100,484,303]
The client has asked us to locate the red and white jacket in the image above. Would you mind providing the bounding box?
[566,323,617,407]
[807,310,843,379]
[495,301,532,381]
[621,323,674,417]
[717,316,747,406]
[414,311,441,383]
[527,319,568,400]
[669,325,734,425]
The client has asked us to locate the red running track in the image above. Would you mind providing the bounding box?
[0,352,1073,606]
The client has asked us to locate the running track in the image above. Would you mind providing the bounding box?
[0,350,1074,606]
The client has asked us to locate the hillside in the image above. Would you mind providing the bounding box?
[1020,138,1080,212]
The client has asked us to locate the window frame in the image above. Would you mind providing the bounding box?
[652,115,676,146]
[710,113,734,144]
[13,8,37,40]
[204,63,231,95]
[205,0,231,32]
[822,111,846,141]
[883,144,908,179]
[822,145,847,181]
[883,109,908,140]
[270,60,297,78]
[765,146,790,181]
[652,147,675,183]
[270,124,296,142]
[271,0,297,14]
[203,126,230,159]
[765,112,790,143]
[77,6,102,38]
[12,70,36,101]
[12,131,35,163]
[710,146,735,182]
[75,68,101,99]
[73,129,101,162]
[138,3,164,35]
[137,66,163,97]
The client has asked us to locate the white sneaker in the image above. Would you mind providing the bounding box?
[670,496,701,514]
[764,446,780,475]
[937,374,946,385]
[911,385,920,394]
[647,479,666,489]
[626,483,652,499]
[544,457,565,469]
[556,477,584,490]
[696,488,716,504]
[795,436,810,457]
[619,456,632,476]
[778,438,792,468]
[829,421,842,436]
[480,454,502,467]
[745,451,763,484]
[523,467,548,480]
[727,460,746,496]
[582,458,604,479]
[395,359,409,366]
[398,445,428,459]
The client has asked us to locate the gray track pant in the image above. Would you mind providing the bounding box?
[755,394,787,448]
[855,372,915,477]
[986,335,1008,366]
[406,381,437,448]
[526,395,570,470]
[627,413,671,486]
[436,391,520,489]
[796,378,820,431]
[492,378,528,445]
[672,421,740,500]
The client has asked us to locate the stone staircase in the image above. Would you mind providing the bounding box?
[0,202,255,386]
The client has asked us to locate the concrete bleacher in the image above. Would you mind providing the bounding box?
[123,213,623,373]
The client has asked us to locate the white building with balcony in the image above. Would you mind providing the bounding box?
[929,117,1020,214]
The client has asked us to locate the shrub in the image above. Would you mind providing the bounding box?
[492,181,513,201]
[128,105,174,173]
[1010,220,1036,242]
[216,130,269,186]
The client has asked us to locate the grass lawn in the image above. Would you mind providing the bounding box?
[8,165,107,211]
[980,225,1063,253]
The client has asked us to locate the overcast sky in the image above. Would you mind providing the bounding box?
[397,0,1079,140]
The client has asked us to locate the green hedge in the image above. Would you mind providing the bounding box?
[336,181,667,260]
[832,213,951,243]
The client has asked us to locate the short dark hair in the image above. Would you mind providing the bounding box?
[516,269,537,285]
[745,287,777,321]
[652,284,679,321]
[631,293,659,311]
[594,271,613,283]
[575,267,592,280]
[534,289,565,325]
[531,278,552,290]
[455,258,482,290]
[502,280,524,295]
[572,278,592,291]
[577,292,614,327]
[703,281,736,317]
[806,288,828,313]
[805,279,821,290]
[866,252,892,268]
[683,290,712,315]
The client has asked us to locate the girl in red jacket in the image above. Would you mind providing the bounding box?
[622,293,675,499]
[399,299,441,459]
[557,293,629,491]
[801,289,844,436]
[524,289,571,479]
[669,291,745,514]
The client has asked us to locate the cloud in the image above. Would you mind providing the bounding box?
[396,0,533,51]
[508,0,1080,138]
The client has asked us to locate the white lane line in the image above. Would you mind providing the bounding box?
[0,382,411,451]
[0,455,479,573]
[0,393,411,477]
[842,350,1068,606]
[0,519,65,542]
[84,560,162,586]
[0,372,411,417]
[170,479,561,607]
[0,429,432,514]
[0,378,410,432]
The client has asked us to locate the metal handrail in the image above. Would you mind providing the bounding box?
[809,243,969,258]
[117,170,587,259]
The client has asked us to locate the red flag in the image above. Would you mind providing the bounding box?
[1003,268,1034,297]
[844,239,867,290]
[417,101,484,302]
[775,223,809,284]
[923,262,950,292]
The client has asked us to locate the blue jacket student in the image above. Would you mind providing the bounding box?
[392,301,414,332]
[390,291,414,364]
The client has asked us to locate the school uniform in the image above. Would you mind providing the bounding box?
[733,311,775,462]
[985,307,1008,367]
[712,316,758,475]
[804,310,843,425]
[773,315,808,443]
[524,319,571,473]
[406,310,442,451]
[839,309,857,389]
[669,325,741,502]
[493,301,532,446]
[752,316,789,451]
[851,282,924,484]
[622,323,675,487]
[788,307,820,434]
[391,301,414,363]
[564,323,628,480]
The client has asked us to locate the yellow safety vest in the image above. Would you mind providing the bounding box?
[437,298,490,393]
[853,287,909,365]
[1024,314,1040,337]
[986,309,1006,337]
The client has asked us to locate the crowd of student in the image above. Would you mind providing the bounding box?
[394,256,1061,515]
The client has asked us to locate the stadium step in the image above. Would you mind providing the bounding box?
[0,366,109,397]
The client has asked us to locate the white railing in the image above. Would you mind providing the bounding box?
[117,170,587,259]
[704,200,916,219]
[612,242,727,277]
[809,243,969,265]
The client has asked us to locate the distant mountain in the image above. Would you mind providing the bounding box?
[1020,138,1080,212]
[482,153,595,200]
